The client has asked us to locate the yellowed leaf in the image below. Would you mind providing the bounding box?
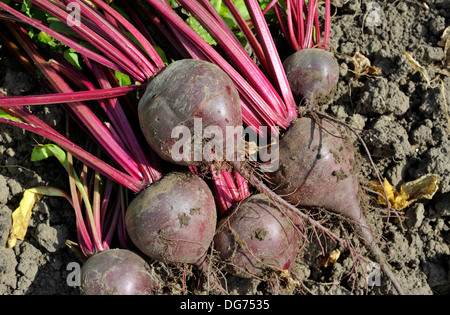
[84,0,114,9]
[411,0,429,10]
[402,51,431,87]
[369,174,440,211]
[401,174,441,201]
[7,189,42,248]
[350,52,381,78]
[7,187,68,248]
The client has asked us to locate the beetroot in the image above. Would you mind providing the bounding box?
[80,249,158,295]
[269,116,404,294]
[283,48,339,105]
[125,172,217,265]
[138,59,242,166]
[214,194,302,278]
[271,117,359,217]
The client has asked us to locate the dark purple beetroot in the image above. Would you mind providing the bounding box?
[80,249,158,295]
[270,116,360,220]
[283,48,339,104]
[214,194,302,278]
[138,59,242,166]
[125,172,217,264]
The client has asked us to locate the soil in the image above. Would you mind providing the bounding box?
[0,0,449,295]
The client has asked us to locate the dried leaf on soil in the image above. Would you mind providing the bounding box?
[438,26,450,70]
[85,0,113,9]
[410,0,429,10]
[402,51,431,87]
[369,175,440,211]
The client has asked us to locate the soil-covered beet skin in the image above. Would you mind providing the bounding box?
[214,194,302,278]
[138,59,242,166]
[125,172,217,264]
[80,249,157,295]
